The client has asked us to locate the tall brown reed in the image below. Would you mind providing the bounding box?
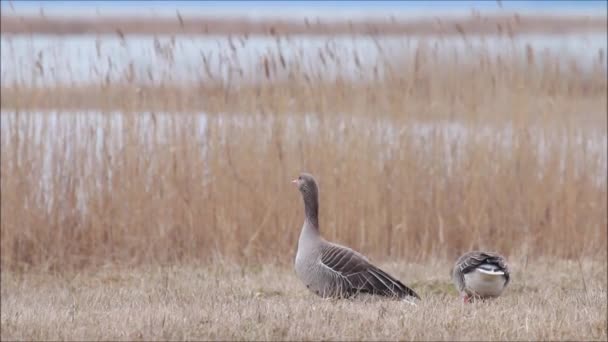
[0,34,606,271]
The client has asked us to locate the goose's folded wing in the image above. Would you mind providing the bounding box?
[320,244,420,299]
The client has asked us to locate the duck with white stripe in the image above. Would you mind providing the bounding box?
[452,251,511,303]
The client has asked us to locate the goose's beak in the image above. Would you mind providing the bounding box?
[291,179,298,186]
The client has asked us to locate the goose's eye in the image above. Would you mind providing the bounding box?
[298,176,302,180]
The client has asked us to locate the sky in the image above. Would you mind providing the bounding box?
[1,0,606,18]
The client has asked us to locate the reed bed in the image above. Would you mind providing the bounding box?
[1,13,606,36]
[0,31,606,272]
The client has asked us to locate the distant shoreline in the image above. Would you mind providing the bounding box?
[1,14,606,36]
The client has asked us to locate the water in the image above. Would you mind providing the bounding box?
[1,11,606,197]
[2,111,606,191]
[1,33,606,86]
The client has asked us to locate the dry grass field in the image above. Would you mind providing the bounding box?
[2,259,606,341]
[1,10,607,341]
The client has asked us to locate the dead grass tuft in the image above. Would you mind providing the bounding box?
[1,259,606,340]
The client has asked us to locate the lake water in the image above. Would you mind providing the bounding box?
[1,33,606,86]
[1,32,606,193]
[1,111,606,192]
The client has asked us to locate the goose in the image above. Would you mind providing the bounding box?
[451,251,510,303]
[292,172,420,301]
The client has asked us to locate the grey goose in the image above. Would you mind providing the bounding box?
[292,173,420,301]
[452,251,510,303]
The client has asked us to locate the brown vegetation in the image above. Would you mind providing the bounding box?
[1,259,606,340]
[1,13,607,36]
[1,34,606,273]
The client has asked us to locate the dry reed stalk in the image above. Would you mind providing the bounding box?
[2,38,606,117]
[0,111,605,271]
[1,13,606,36]
[0,35,606,272]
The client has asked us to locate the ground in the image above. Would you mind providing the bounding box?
[1,258,605,341]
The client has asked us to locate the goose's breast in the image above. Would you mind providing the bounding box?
[295,252,338,297]
[295,248,316,282]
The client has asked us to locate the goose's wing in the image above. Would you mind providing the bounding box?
[320,243,420,300]
[453,251,510,290]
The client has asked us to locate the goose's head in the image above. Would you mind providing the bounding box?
[292,172,318,196]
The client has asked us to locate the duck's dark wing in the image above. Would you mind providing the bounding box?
[452,251,510,291]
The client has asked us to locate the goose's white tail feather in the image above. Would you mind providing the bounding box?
[402,299,417,306]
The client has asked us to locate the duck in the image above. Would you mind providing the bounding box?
[292,172,420,301]
[451,251,510,303]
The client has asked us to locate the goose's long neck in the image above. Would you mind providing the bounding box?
[301,188,319,234]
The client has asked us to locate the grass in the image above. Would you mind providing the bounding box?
[2,112,606,269]
[1,109,606,270]
[1,259,606,341]
[1,28,607,271]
